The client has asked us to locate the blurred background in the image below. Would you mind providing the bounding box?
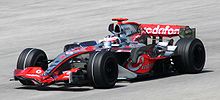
[0,0,220,100]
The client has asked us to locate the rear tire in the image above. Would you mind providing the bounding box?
[87,51,118,89]
[173,38,206,73]
[17,48,48,85]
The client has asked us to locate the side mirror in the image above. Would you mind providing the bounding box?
[79,41,97,47]
[108,23,114,34]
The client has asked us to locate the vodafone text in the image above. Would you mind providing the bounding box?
[144,25,180,35]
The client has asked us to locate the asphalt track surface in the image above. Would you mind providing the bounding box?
[0,0,220,100]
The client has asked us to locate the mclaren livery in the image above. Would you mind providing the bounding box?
[13,18,206,89]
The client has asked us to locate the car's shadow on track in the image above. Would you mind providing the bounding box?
[15,86,93,92]
[14,69,212,91]
[128,69,213,83]
[15,84,127,92]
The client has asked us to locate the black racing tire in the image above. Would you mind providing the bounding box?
[17,48,48,85]
[173,38,206,73]
[87,51,118,89]
[64,43,80,52]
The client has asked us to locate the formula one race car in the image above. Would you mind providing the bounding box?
[13,18,206,89]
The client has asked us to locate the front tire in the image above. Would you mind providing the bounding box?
[17,48,48,85]
[174,38,206,73]
[87,51,118,89]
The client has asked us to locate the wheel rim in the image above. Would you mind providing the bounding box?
[35,54,47,70]
[104,57,118,83]
[192,45,205,69]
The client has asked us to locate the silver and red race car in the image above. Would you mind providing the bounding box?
[13,18,206,89]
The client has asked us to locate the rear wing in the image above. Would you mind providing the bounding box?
[139,24,195,38]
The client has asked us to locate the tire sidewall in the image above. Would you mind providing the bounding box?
[87,51,118,88]
[188,39,205,72]
[174,38,206,73]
